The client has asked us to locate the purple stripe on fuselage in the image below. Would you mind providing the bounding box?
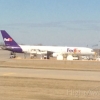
[4,46,23,53]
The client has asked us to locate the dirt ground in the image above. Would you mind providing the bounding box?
[0,59,100,71]
[0,77,100,100]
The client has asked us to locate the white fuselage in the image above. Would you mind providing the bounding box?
[19,45,95,55]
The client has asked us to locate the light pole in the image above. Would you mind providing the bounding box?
[98,41,100,57]
[92,44,98,57]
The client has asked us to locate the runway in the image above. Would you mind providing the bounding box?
[0,68,100,81]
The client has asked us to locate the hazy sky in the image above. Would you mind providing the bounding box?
[0,0,100,47]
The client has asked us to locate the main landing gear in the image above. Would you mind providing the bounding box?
[10,51,16,58]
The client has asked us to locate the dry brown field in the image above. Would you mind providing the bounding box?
[0,59,100,71]
[0,77,100,100]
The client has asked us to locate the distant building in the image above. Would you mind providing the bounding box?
[93,49,100,56]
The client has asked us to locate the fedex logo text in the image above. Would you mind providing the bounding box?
[67,48,81,53]
[4,38,12,42]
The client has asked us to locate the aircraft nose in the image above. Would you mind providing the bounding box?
[91,51,96,55]
[92,52,96,55]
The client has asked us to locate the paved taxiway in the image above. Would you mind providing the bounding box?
[0,68,100,81]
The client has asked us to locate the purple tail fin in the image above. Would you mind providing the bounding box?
[1,30,19,46]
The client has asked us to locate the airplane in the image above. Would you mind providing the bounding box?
[0,30,95,60]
